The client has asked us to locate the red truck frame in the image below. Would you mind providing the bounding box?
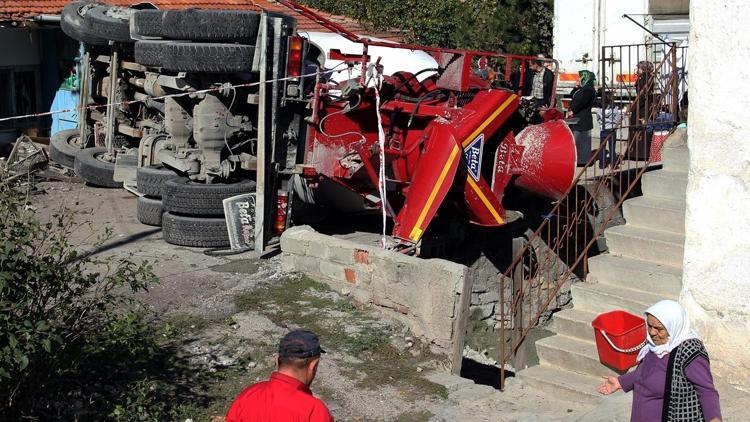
[278,1,577,248]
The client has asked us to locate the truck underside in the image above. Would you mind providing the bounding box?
[54,0,578,253]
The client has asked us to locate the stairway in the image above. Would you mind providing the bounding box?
[518,131,688,404]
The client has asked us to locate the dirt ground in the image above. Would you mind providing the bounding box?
[27,178,750,421]
[28,179,597,421]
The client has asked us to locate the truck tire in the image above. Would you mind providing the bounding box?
[161,9,261,41]
[73,147,123,188]
[133,41,163,67]
[61,2,108,46]
[136,166,179,198]
[162,212,230,248]
[134,41,255,73]
[49,129,83,169]
[131,9,165,38]
[131,9,261,41]
[86,5,134,43]
[162,178,256,216]
[137,196,163,226]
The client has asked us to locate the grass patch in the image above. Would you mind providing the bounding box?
[395,410,434,422]
[234,277,378,355]
[233,276,447,399]
[161,314,212,338]
[234,337,277,369]
[234,276,349,312]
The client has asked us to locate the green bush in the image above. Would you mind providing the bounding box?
[0,185,161,419]
[300,0,553,55]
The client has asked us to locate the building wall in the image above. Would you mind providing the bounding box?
[682,0,750,391]
[0,26,78,139]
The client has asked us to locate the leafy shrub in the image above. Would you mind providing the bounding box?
[0,185,160,419]
[300,0,554,55]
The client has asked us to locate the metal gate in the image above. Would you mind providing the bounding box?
[599,42,688,161]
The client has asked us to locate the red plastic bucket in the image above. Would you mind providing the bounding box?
[591,310,646,372]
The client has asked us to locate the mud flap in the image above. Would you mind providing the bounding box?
[392,123,461,243]
[223,193,256,251]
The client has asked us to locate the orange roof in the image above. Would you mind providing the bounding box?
[0,0,403,40]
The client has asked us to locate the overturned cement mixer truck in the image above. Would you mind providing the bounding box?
[54,0,577,253]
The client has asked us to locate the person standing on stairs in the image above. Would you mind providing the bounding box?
[566,70,597,166]
[597,300,722,422]
[627,60,656,160]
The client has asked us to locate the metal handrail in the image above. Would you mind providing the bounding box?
[498,43,683,389]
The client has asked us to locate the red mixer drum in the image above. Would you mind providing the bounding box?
[513,119,577,201]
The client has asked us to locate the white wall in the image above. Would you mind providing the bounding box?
[682,0,750,391]
[553,0,649,76]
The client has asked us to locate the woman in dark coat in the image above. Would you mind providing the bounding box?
[567,70,597,165]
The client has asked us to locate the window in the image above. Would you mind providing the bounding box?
[0,70,12,117]
[14,71,36,117]
[0,67,40,131]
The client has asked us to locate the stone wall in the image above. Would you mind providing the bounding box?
[466,238,575,331]
[280,225,577,370]
[683,0,750,391]
[280,226,473,374]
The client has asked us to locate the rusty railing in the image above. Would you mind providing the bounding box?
[498,42,686,389]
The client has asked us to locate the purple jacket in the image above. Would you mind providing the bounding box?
[618,351,721,421]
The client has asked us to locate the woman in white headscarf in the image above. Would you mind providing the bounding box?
[597,300,722,421]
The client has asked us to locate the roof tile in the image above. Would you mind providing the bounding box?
[0,0,403,40]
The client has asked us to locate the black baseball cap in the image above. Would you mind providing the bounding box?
[278,329,326,358]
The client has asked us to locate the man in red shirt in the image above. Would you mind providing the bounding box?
[226,329,334,422]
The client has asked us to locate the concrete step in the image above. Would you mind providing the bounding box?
[518,364,603,405]
[552,308,598,342]
[536,334,617,377]
[571,282,666,316]
[662,145,689,173]
[622,196,686,234]
[641,170,688,201]
[587,254,682,297]
[448,383,498,404]
[604,225,685,267]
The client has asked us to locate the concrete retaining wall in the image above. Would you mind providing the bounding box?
[280,226,472,374]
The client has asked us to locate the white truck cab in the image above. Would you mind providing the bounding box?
[553,0,689,101]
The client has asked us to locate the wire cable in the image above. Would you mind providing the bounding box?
[0,63,349,124]
[373,72,388,249]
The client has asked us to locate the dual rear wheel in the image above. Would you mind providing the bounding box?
[135,171,256,248]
